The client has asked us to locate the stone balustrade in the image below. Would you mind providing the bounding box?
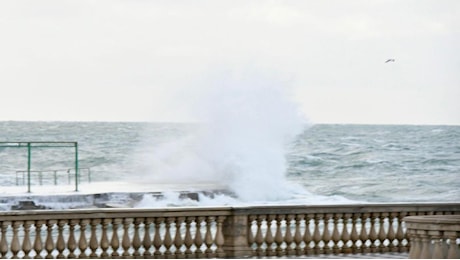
[405,215,460,259]
[0,203,459,258]
[239,203,459,257]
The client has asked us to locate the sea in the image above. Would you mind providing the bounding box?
[0,121,459,209]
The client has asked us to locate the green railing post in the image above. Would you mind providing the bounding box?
[75,142,79,191]
[27,142,31,193]
[1,141,81,192]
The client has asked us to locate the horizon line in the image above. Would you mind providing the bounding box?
[1,119,459,127]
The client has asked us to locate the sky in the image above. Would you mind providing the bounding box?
[0,0,459,125]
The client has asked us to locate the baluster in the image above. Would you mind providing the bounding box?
[312,214,322,255]
[183,217,194,258]
[303,214,313,255]
[11,221,21,258]
[142,218,153,258]
[67,220,77,259]
[194,217,204,258]
[368,213,378,253]
[322,214,332,255]
[419,230,431,259]
[33,220,44,259]
[153,217,163,258]
[163,217,173,258]
[359,213,370,253]
[396,213,406,252]
[23,221,33,259]
[45,220,56,259]
[284,215,294,256]
[174,217,185,258]
[100,219,110,258]
[56,220,66,258]
[132,218,142,258]
[215,216,226,258]
[89,219,100,258]
[122,218,133,258]
[79,219,89,258]
[254,215,264,257]
[331,214,341,254]
[441,231,448,259]
[111,218,121,258]
[441,232,449,258]
[445,231,459,259]
[387,213,396,252]
[408,229,421,259]
[293,214,303,256]
[341,214,351,254]
[350,214,360,254]
[430,231,444,259]
[274,215,284,257]
[265,215,275,257]
[247,215,255,256]
[204,216,214,258]
[378,213,388,253]
[0,221,10,258]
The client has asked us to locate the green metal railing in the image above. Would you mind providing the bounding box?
[0,142,79,192]
[15,167,91,186]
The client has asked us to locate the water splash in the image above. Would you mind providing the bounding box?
[140,71,308,201]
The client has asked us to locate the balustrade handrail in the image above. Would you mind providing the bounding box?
[0,206,233,220]
[230,203,460,214]
[1,202,458,221]
[0,203,459,258]
[404,214,460,225]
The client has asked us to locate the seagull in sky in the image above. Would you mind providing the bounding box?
[385,59,395,63]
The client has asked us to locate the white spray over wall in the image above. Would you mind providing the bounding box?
[142,71,308,201]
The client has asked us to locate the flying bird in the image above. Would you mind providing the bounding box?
[385,59,395,63]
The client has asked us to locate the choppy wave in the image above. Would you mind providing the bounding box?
[1,122,459,208]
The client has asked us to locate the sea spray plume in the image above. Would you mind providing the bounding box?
[137,71,308,202]
[192,74,307,201]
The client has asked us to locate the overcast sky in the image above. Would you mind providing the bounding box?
[1,0,459,125]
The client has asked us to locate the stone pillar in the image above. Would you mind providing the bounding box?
[222,212,253,258]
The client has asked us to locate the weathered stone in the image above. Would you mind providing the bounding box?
[405,215,460,259]
[0,203,458,258]
[11,200,48,210]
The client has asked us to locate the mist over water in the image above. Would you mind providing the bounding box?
[139,73,308,201]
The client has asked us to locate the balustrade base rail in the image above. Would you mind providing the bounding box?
[0,203,459,258]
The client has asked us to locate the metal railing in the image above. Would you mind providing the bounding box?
[0,142,79,192]
[15,168,91,186]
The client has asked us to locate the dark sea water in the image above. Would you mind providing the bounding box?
[0,121,459,204]
[288,124,460,202]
